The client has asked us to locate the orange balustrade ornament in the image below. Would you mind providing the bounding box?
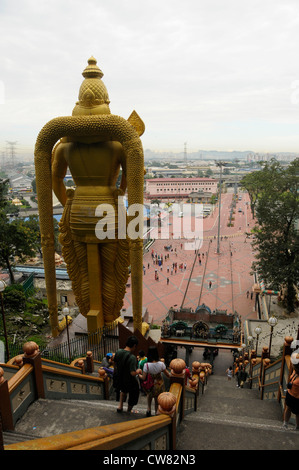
[15,355,24,368]
[192,361,200,374]
[98,367,107,378]
[284,336,293,346]
[189,376,199,389]
[34,57,145,337]
[157,392,177,417]
[23,341,39,358]
[199,370,205,383]
[169,358,186,376]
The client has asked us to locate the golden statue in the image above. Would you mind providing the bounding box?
[34,57,145,337]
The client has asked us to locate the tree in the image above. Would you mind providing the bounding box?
[245,159,299,313]
[0,180,40,283]
[0,216,40,283]
[31,178,36,193]
[150,199,161,207]
[240,164,267,217]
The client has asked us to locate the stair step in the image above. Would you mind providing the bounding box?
[183,410,285,430]
[5,397,150,441]
[176,371,299,450]
[200,375,282,420]
[177,416,299,450]
[199,395,282,421]
[3,430,42,445]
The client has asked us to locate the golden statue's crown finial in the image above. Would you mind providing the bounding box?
[82,56,104,79]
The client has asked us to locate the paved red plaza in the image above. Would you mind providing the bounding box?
[123,191,257,326]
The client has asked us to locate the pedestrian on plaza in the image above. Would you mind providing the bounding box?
[226,366,233,381]
[139,346,171,417]
[239,367,248,388]
[235,364,241,387]
[167,277,169,285]
[113,336,142,413]
[209,281,212,289]
[246,290,249,298]
[250,292,253,300]
[283,352,299,430]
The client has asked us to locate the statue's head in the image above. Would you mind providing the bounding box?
[72,57,111,116]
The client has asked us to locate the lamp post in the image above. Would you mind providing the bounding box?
[268,316,278,357]
[0,280,9,361]
[62,304,72,363]
[215,161,228,254]
[247,335,253,350]
[254,326,262,356]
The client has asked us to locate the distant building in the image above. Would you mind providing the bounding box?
[145,177,218,201]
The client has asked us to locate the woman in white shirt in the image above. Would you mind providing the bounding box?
[139,346,171,416]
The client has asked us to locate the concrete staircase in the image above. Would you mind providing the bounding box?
[3,348,299,450]
[177,374,299,450]
[3,393,150,446]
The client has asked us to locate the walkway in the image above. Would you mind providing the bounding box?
[124,191,256,325]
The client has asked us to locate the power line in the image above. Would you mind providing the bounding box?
[184,142,187,164]
[6,141,18,167]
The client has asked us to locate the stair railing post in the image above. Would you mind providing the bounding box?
[258,346,269,392]
[22,342,45,399]
[0,367,14,431]
[278,336,293,403]
[86,351,94,373]
[249,349,256,389]
[169,359,186,422]
[261,358,270,400]
[0,411,4,450]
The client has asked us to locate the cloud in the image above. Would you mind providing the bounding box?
[1,0,299,154]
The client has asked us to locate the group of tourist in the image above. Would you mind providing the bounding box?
[226,352,299,431]
[104,336,170,416]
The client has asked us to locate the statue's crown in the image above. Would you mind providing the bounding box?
[72,56,110,115]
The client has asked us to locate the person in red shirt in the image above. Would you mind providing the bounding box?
[184,367,191,385]
[283,352,299,430]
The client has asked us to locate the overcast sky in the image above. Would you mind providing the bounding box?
[1,0,299,159]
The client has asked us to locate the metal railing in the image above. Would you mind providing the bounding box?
[2,322,119,365]
[40,322,119,364]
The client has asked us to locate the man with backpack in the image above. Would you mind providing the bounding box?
[113,336,142,413]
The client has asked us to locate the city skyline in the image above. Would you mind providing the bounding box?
[1,1,299,158]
